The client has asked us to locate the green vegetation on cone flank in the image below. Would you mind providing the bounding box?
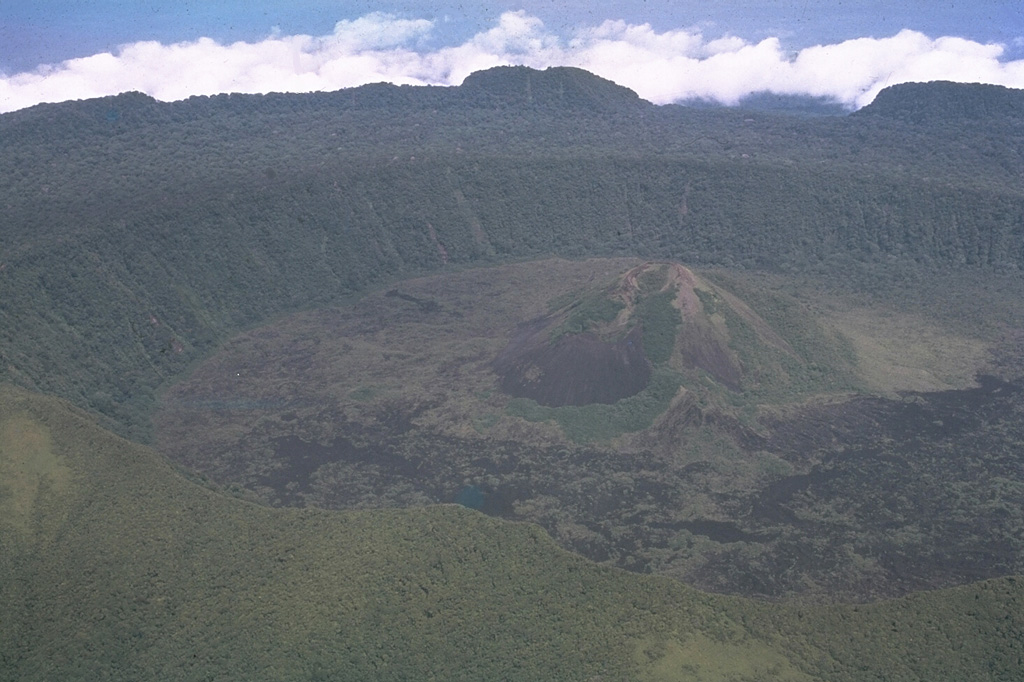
[637,290,680,365]
[549,292,625,341]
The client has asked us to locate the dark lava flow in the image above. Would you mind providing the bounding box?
[238,375,1024,599]
[493,317,650,406]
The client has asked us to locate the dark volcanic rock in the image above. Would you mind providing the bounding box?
[678,320,743,390]
[494,320,650,407]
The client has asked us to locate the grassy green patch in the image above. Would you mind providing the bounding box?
[549,291,625,340]
[637,289,680,365]
[472,412,500,433]
[694,287,719,316]
[634,633,814,682]
[0,413,70,534]
[507,369,682,442]
[703,274,860,402]
[348,386,378,401]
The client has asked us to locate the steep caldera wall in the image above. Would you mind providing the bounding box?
[2,74,1022,438]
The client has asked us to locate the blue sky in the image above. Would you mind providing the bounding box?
[2,1,1022,112]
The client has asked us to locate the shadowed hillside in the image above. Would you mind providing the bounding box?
[460,65,649,111]
[855,80,1024,125]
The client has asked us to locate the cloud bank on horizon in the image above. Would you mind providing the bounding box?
[2,10,1023,114]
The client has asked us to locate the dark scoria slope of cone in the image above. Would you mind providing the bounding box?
[493,319,649,407]
[679,320,742,390]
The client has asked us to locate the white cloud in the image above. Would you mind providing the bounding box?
[560,25,1024,107]
[325,12,434,51]
[2,11,1023,113]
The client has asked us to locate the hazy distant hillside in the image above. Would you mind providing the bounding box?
[855,80,1024,125]
[460,65,649,111]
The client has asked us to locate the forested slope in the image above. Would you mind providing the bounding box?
[2,384,1023,681]
[1,67,1022,439]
